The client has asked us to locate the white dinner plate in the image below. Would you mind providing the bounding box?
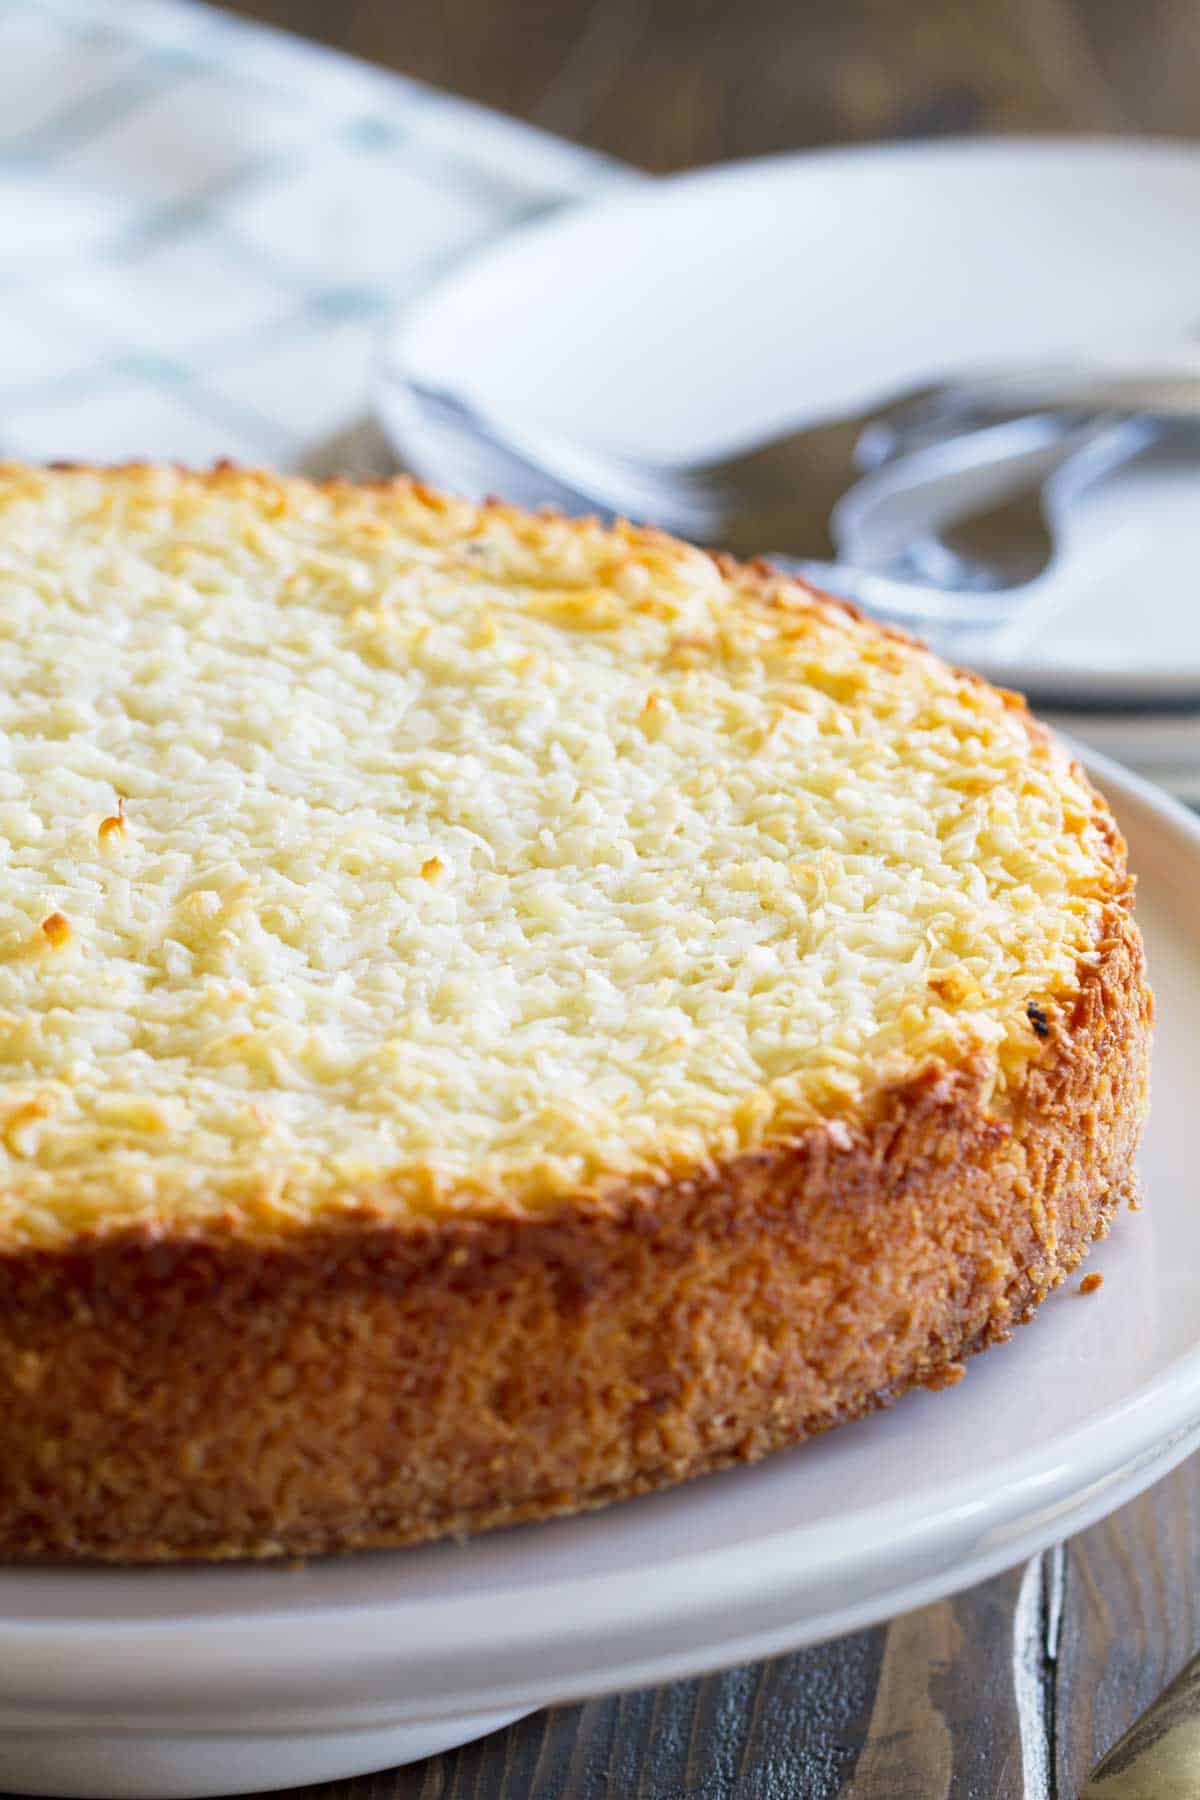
[375,139,1200,708]
[2,749,1199,1800]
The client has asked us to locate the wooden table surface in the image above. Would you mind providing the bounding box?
[210,4,1200,1795]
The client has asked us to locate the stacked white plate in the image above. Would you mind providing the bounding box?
[376,139,1200,802]
[964,440,1200,804]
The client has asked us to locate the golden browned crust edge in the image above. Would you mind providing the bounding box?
[0,882,1149,1563]
[0,465,1152,1561]
[26,455,1017,688]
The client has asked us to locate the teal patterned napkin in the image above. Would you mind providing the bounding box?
[0,0,616,467]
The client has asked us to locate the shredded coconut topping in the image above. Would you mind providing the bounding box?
[0,466,1118,1244]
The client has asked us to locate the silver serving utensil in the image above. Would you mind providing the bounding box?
[391,361,1200,559]
[787,416,1162,631]
[396,373,960,552]
[831,414,1115,578]
[1082,1646,1200,1797]
[391,370,1161,629]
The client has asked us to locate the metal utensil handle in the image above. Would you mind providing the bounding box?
[830,414,1107,568]
[1081,1646,1200,1796]
[941,362,1200,421]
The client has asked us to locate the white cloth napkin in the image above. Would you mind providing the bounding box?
[4,0,1195,806]
[0,0,617,469]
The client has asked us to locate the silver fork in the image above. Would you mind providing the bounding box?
[386,373,1174,629]
[784,414,1163,631]
[391,361,1200,561]
[396,373,1006,553]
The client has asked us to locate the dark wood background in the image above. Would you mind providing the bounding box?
[211,3,1199,1794]
[221,0,1200,171]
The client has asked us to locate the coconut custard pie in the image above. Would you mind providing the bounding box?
[0,463,1150,1562]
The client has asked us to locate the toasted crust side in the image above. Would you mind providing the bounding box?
[0,885,1149,1562]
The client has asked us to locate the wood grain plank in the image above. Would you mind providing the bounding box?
[845,1559,1055,1798]
[1055,1455,1200,1795]
[843,1605,958,1798]
[348,1629,886,1800]
[212,0,600,135]
[1011,1545,1066,1800]
[531,0,654,143]
[213,0,1200,169]
[214,0,1190,172]
[1071,0,1200,137]
[223,1633,886,1799]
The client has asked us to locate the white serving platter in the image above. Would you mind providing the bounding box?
[2,751,1198,1799]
